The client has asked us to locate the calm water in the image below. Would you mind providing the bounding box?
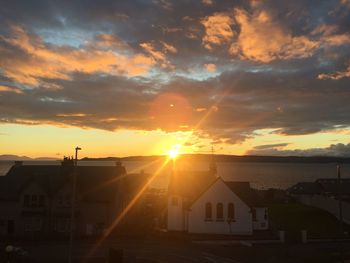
[1,160,350,190]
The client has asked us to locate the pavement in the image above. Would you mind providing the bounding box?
[1,236,350,263]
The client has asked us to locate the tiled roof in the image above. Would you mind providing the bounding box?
[288,178,350,195]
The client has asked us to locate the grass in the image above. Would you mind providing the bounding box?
[268,203,350,238]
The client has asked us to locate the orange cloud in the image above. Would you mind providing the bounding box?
[202,0,214,6]
[318,64,350,80]
[0,25,156,87]
[140,42,174,69]
[201,13,234,50]
[0,85,23,94]
[204,63,216,72]
[230,9,319,63]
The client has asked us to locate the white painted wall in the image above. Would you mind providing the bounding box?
[252,207,269,230]
[167,195,185,231]
[188,179,253,235]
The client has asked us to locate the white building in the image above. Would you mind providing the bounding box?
[167,163,268,235]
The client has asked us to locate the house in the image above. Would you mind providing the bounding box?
[167,161,268,235]
[288,178,350,224]
[288,178,350,197]
[0,159,150,237]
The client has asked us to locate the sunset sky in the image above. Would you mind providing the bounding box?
[1,0,350,158]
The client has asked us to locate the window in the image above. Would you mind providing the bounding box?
[252,209,257,221]
[58,195,64,206]
[205,202,212,220]
[65,195,71,207]
[23,195,30,207]
[216,203,223,221]
[54,219,71,232]
[24,218,42,232]
[171,197,178,206]
[227,203,235,220]
[31,195,38,207]
[58,195,71,207]
[38,195,45,207]
[264,209,268,220]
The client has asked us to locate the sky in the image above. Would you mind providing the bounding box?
[1,0,350,158]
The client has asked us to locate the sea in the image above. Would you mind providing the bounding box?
[1,160,350,190]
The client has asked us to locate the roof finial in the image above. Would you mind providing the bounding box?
[209,144,217,176]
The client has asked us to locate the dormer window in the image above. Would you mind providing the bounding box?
[23,194,45,207]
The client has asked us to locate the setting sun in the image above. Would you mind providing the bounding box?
[168,148,180,159]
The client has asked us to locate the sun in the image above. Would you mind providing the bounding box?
[168,148,180,159]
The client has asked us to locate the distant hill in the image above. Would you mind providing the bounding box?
[0,155,32,161]
[81,154,350,163]
[0,155,57,161]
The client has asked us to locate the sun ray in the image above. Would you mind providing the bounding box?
[85,157,171,260]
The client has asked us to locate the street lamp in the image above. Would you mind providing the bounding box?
[68,146,81,263]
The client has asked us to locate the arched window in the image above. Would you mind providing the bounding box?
[205,202,212,220]
[228,203,235,220]
[216,203,223,220]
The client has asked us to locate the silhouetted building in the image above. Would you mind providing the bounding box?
[0,159,150,237]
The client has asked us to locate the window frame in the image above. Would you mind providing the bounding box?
[227,203,235,221]
[216,202,224,221]
[205,202,212,221]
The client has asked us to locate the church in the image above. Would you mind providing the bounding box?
[167,159,268,235]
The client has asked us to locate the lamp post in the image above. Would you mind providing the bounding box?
[68,147,81,263]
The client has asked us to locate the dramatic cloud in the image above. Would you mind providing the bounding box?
[230,8,319,63]
[201,13,235,50]
[0,0,350,153]
[0,25,156,86]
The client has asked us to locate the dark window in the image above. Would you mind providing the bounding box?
[252,209,257,221]
[205,202,212,220]
[39,195,45,207]
[31,195,37,207]
[23,195,30,207]
[65,195,71,206]
[58,195,63,206]
[216,203,223,220]
[171,197,178,206]
[264,209,268,220]
[227,203,235,220]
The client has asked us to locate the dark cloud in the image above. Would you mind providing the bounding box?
[253,143,290,150]
[247,143,350,157]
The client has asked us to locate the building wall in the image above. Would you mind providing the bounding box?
[0,201,21,236]
[188,180,253,235]
[252,207,269,230]
[167,194,185,231]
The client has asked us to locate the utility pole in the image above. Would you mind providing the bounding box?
[68,147,81,263]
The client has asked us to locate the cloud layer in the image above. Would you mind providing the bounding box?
[0,0,350,153]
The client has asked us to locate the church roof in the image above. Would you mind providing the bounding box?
[168,169,264,208]
[168,170,217,201]
[223,181,265,207]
